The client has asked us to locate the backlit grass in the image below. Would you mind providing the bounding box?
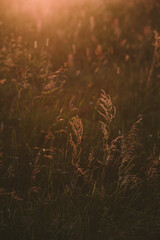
[0,0,160,239]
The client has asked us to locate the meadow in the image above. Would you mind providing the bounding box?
[0,0,160,239]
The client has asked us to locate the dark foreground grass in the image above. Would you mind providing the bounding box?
[0,0,160,239]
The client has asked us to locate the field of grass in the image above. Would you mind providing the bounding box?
[0,0,160,239]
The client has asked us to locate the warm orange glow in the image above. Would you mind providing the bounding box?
[2,0,83,31]
[7,0,82,14]
[3,0,86,23]
[2,0,94,31]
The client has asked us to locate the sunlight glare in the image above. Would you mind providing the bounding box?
[10,0,81,15]
[3,0,83,31]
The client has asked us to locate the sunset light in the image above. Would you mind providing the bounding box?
[0,0,160,238]
[4,0,81,15]
[2,0,85,29]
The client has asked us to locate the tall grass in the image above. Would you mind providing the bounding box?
[0,0,160,239]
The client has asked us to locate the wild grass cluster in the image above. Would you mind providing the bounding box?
[0,0,160,239]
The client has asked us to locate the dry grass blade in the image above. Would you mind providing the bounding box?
[42,65,66,94]
[69,115,83,165]
[147,30,160,88]
[146,152,160,186]
[118,118,143,193]
[97,89,116,146]
[120,118,143,172]
[69,115,89,179]
[97,89,116,125]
